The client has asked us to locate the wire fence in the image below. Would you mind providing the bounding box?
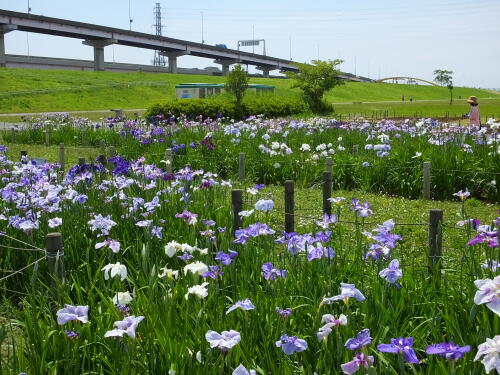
[0,233,47,292]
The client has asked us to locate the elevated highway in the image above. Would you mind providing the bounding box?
[0,9,297,77]
[0,9,372,81]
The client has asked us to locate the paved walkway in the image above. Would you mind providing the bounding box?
[0,109,145,117]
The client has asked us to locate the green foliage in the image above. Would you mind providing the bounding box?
[144,95,308,120]
[286,59,344,113]
[1,68,498,117]
[434,69,454,104]
[224,65,249,108]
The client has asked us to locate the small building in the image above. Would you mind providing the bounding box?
[175,83,274,99]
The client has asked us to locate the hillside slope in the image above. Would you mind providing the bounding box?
[0,67,497,113]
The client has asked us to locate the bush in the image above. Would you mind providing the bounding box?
[145,95,309,120]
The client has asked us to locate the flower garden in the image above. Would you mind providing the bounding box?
[1,114,500,374]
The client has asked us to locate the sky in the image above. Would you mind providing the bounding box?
[2,0,500,88]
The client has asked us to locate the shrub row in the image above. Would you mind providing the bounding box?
[145,95,309,120]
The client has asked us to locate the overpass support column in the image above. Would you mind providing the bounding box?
[168,56,177,73]
[82,39,117,71]
[160,51,189,74]
[256,65,277,78]
[222,63,232,76]
[0,25,18,67]
[214,59,239,76]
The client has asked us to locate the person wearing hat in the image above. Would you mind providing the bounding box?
[467,96,481,128]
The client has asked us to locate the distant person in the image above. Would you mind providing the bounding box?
[467,96,481,128]
[409,96,413,103]
[402,95,405,102]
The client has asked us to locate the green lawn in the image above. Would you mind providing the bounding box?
[1,67,498,117]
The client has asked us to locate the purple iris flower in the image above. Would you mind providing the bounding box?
[215,250,238,265]
[64,329,79,339]
[95,239,121,253]
[425,341,470,361]
[117,304,130,315]
[150,225,163,239]
[316,214,337,229]
[482,260,500,272]
[88,214,117,236]
[233,364,256,375]
[175,210,198,225]
[104,316,145,339]
[345,329,373,351]
[341,352,375,375]
[276,307,292,318]
[56,305,89,325]
[379,259,403,284]
[73,194,88,204]
[205,330,241,352]
[203,219,216,227]
[322,283,366,305]
[178,253,194,262]
[377,337,419,364]
[226,298,256,314]
[262,262,287,280]
[350,198,374,218]
[108,155,129,175]
[254,183,265,190]
[136,220,152,228]
[202,265,223,279]
[467,227,498,248]
[275,334,308,355]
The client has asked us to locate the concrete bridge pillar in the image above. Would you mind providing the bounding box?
[256,66,276,78]
[0,24,18,67]
[82,38,117,71]
[160,50,189,74]
[214,59,240,76]
[168,55,177,73]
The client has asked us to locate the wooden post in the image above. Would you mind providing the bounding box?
[165,148,173,174]
[325,157,333,174]
[231,189,243,233]
[46,232,66,294]
[352,145,359,156]
[428,209,443,283]
[97,155,106,166]
[108,146,116,159]
[323,172,332,215]
[238,152,246,181]
[99,140,106,156]
[44,130,50,146]
[59,143,65,171]
[11,127,16,143]
[284,180,295,233]
[422,161,431,199]
[81,131,88,146]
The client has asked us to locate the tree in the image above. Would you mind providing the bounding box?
[225,65,249,110]
[286,59,344,113]
[433,69,454,104]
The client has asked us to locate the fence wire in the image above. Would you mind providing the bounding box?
[0,256,46,283]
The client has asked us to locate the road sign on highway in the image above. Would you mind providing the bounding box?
[239,40,260,46]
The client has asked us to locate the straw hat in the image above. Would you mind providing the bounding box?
[467,96,478,104]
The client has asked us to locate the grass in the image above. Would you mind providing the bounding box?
[1,114,500,373]
[332,98,500,120]
[1,67,498,119]
[1,149,498,374]
[2,113,500,202]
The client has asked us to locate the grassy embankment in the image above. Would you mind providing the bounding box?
[1,67,499,120]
